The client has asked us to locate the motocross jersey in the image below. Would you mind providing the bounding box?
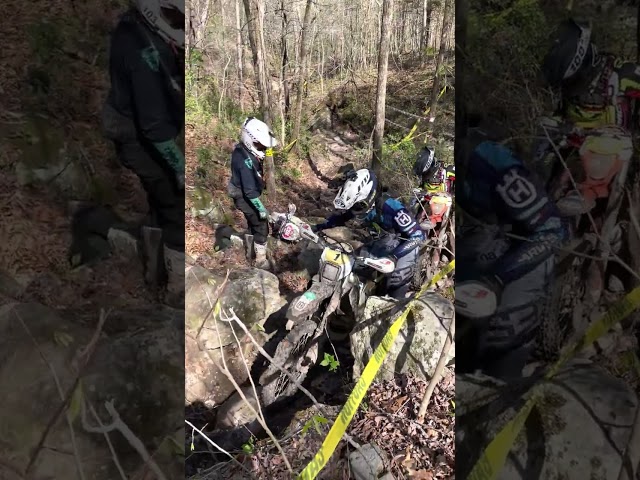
[321,195,426,259]
[561,54,640,130]
[458,141,567,286]
[106,9,184,172]
[228,144,264,200]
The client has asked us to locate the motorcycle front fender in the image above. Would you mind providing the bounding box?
[286,282,334,322]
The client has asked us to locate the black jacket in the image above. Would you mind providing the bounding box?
[229,144,264,199]
[106,10,183,143]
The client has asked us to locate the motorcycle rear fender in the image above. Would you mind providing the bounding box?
[286,282,334,322]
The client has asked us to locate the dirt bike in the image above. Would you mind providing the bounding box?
[411,187,455,288]
[454,279,500,375]
[533,118,633,359]
[268,203,313,243]
[259,230,395,405]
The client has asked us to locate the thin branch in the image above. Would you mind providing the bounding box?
[185,420,256,479]
[209,306,294,475]
[417,317,454,422]
[80,400,168,480]
[14,308,87,480]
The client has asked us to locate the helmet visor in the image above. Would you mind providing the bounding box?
[351,200,370,215]
[161,6,185,30]
[253,141,268,153]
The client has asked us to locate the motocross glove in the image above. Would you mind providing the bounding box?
[250,197,269,220]
[152,139,185,191]
[311,222,326,233]
[175,171,185,191]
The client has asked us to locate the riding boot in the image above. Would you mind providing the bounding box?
[141,226,164,288]
[163,245,185,309]
[254,242,270,270]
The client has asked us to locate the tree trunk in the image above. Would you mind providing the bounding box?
[426,0,452,126]
[281,0,290,116]
[279,0,289,145]
[456,0,468,139]
[242,0,273,124]
[292,0,314,149]
[235,0,244,109]
[371,0,394,176]
[420,0,428,51]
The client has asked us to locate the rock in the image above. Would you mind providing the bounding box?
[185,265,284,407]
[0,302,183,480]
[296,240,325,278]
[185,265,285,349]
[456,360,638,480]
[351,291,454,382]
[190,186,227,224]
[107,228,139,260]
[309,106,333,131]
[0,269,25,298]
[349,444,390,480]
[215,385,261,429]
[83,323,184,459]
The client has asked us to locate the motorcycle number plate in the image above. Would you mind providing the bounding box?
[324,248,348,266]
[294,291,316,310]
[281,223,296,240]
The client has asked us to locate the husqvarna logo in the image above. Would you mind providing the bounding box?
[496,170,537,208]
[394,211,413,228]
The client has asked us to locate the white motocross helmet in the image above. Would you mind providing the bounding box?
[133,0,185,49]
[241,117,278,160]
[334,169,378,218]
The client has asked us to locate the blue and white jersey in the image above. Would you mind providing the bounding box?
[458,141,568,285]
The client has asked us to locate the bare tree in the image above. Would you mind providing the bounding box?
[242,0,274,124]
[426,0,452,125]
[188,0,211,54]
[292,0,315,149]
[235,0,244,109]
[371,0,394,175]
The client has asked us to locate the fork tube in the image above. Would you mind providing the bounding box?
[598,158,630,274]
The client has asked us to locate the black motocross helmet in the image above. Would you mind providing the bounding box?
[413,146,437,178]
[542,18,595,88]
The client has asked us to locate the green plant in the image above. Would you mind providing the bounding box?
[301,415,329,436]
[241,435,256,454]
[320,353,340,372]
[196,145,214,166]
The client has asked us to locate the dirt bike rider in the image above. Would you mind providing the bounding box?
[539,18,640,134]
[456,125,568,379]
[414,146,447,194]
[445,164,455,194]
[538,18,638,295]
[410,147,450,226]
[227,117,279,270]
[312,168,425,300]
[101,0,185,305]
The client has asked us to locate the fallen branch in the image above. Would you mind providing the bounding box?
[417,318,454,423]
[185,420,256,479]
[81,400,168,480]
[208,305,294,475]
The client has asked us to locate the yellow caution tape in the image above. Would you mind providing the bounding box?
[297,259,455,479]
[467,285,640,480]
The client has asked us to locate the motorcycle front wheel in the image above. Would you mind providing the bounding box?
[259,319,321,405]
